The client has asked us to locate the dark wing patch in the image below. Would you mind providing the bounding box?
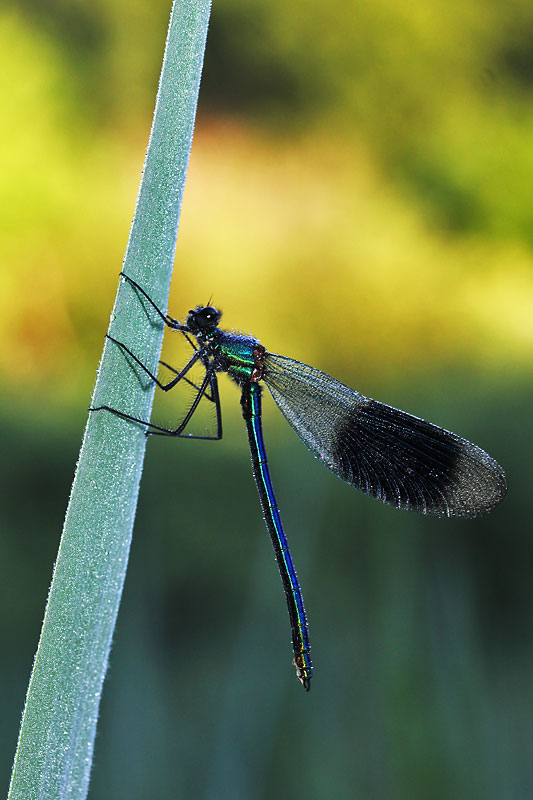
[263,354,506,518]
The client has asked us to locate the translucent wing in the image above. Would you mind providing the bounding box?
[263,354,506,518]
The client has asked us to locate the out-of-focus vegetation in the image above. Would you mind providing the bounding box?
[1,1,532,798]
[1,0,533,396]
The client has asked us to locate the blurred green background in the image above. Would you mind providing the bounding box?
[1,1,532,797]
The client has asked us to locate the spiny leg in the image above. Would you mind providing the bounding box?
[120,272,198,354]
[91,342,222,439]
[147,369,222,439]
[146,351,222,441]
[210,369,223,440]
[159,359,215,403]
[106,334,202,393]
[90,391,221,440]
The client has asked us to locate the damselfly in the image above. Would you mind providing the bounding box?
[91,274,507,690]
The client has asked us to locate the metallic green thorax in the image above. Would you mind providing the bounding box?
[214,331,261,385]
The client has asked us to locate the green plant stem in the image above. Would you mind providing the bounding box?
[8,2,212,797]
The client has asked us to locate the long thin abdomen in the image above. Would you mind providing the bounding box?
[241,381,312,690]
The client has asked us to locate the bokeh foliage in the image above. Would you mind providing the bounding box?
[1,1,532,798]
[1,0,533,393]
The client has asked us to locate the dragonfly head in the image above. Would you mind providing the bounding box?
[186,305,221,338]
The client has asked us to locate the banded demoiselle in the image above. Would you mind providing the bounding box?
[91,274,507,690]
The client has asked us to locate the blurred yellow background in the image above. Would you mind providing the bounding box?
[1,2,532,798]
[2,2,532,398]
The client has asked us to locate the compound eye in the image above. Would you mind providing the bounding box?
[199,306,219,325]
[189,305,220,330]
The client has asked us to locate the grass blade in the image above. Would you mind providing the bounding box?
[8,1,212,797]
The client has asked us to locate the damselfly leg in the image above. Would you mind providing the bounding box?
[91,377,221,439]
[90,280,223,439]
[105,334,203,394]
[118,271,198,353]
